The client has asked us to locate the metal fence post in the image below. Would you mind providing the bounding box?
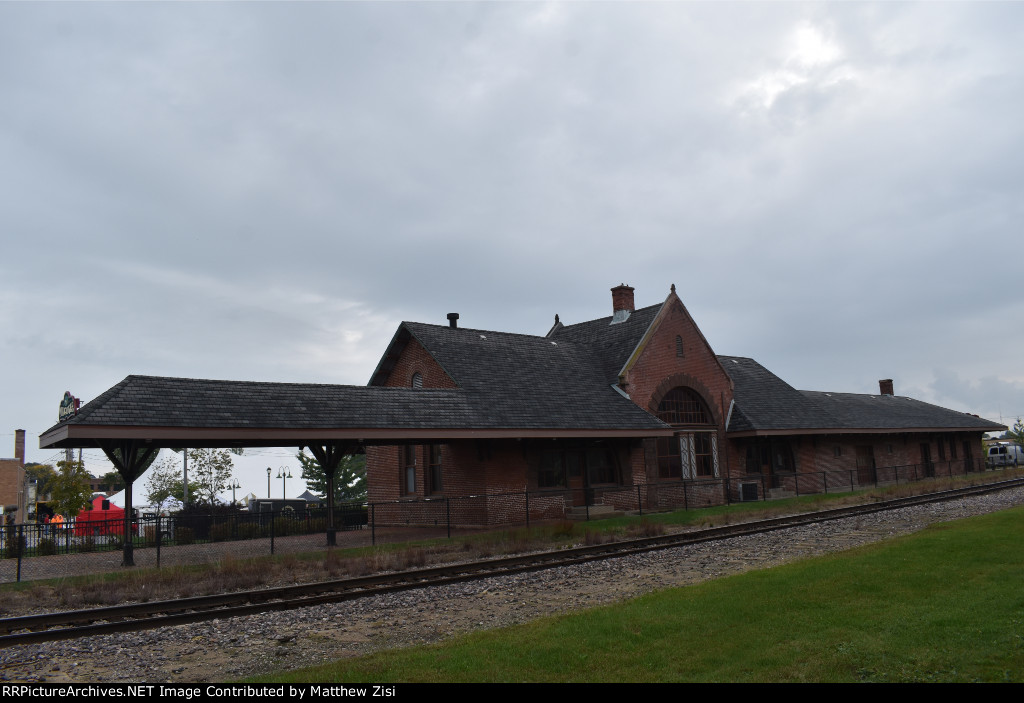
[156,515,161,568]
[270,510,275,555]
[525,491,530,527]
[683,480,689,510]
[636,484,643,515]
[371,503,376,546]
[16,525,23,582]
[446,497,451,539]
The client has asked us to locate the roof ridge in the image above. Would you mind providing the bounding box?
[558,301,663,330]
[404,320,572,343]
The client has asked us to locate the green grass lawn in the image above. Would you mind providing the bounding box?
[250,506,1024,683]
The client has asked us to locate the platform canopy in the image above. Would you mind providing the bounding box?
[40,374,673,451]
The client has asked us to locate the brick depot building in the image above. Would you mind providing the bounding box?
[41,284,1003,530]
[365,284,1003,518]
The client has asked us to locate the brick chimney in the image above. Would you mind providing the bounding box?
[14,429,25,464]
[610,284,635,325]
[879,379,894,396]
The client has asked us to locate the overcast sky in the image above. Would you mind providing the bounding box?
[2,2,1022,500]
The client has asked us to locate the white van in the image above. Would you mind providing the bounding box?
[987,444,1023,466]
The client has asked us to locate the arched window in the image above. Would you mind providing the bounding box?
[656,387,712,425]
[676,335,684,358]
[411,372,423,389]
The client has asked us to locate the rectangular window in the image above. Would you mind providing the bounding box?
[673,433,718,479]
[539,452,566,488]
[694,433,716,477]
[657,437,681,479]
[427,444,443,494]
[401,445,416,496]
[856,446,876,485]
[586,447,617,485]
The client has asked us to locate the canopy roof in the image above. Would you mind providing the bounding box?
[39,373,672,450]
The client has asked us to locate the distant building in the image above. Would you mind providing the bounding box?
[0,430,27,517]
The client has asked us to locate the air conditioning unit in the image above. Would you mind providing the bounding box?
[739,482,759,502]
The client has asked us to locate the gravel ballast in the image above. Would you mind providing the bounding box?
[2,487,1022,683]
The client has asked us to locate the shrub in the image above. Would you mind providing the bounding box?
[78,535,96,553]
[235,522,261,539]
[2,531,25,559]
[176,527,195,545]
[37,538,57,556]
[210,522,234,542]
[272,517,297,537]
[550,520,576,538]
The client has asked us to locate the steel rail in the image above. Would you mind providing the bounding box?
[3,477,1022,648]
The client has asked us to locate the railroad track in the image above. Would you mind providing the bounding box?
[3,477,1022,648]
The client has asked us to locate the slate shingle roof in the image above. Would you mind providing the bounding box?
[549,303,662,384]
[719,355,1003,433]
[400,322,670,430]
[45,324,671,439]
[44,301,1001,445]
[44,376,478,432]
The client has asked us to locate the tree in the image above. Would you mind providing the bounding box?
[23,463,57,499]
[144,456,199,512]
[187,448,236,506]
[49,459,94,518]
[170,447,243,506]
[297,450,366,503]
[97,470,125,493]
[1008,418,1024,448]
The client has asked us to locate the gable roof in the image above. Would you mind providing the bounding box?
[719,355,1004,435]
[381,321,671,432]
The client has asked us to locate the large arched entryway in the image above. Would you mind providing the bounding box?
[654,387,720,480]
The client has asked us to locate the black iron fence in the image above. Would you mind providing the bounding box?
[1,456,1015,583]
[0,504,367,582]
[364,456,1009,539]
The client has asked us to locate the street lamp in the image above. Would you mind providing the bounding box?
[276,467,292,499]
[266,467,272,499]
[231,480,241,507]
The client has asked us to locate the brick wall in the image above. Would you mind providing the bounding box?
[725,431,989,493]
[381,335,458,390]
[621,296,735,484]
[0,458,25,514]
[366,332,461,512]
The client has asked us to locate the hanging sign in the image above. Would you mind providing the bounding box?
[58,391,80,422]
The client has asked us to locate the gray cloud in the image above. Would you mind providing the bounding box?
[3,2,1022,495]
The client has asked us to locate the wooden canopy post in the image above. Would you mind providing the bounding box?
[99,439,157,567]
[305,443,358,547]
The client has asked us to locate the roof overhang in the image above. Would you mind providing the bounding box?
[41,424,674,450]
[726,425,1005,439]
